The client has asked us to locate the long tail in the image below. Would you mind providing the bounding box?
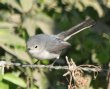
[57,17,95,41]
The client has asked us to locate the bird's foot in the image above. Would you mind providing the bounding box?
[34,60,40,64]
[48,59,58,71]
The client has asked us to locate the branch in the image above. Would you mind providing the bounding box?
[0,57,104,89]
[0,60,101,72]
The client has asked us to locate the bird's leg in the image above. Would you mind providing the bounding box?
[48,57,60,71]
[49,56,60,66]
[34,60,40,64]
[50,58,59,66]
[48,59,57,71]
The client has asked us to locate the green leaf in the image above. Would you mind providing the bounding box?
[20,0,33,12]
[0,29,32,63]
[0,74,3,81]
[0,29,25,46]
[33,70,49,89]
[1,45,32,63]
[5,0,22,12]
[0,22,16,29]
[23,18,36,36]
[3,73,26,88]
[96,49,110,64]
[35,13,55,34]
[80,0,104,17]
[30,85,39,89]
[0,82,9,89]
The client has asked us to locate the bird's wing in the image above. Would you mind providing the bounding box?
[45,37,71,54]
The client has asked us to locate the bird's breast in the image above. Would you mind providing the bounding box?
[29,49,59,60]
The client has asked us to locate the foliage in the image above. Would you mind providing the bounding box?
[0,0,110,89]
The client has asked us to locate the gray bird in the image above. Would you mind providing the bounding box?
[26,18,95,60]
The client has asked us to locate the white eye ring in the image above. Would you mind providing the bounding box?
[35,46,38,48]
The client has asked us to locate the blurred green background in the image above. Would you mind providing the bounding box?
[0,0,110,89]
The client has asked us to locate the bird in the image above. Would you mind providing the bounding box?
[26,18,95,60]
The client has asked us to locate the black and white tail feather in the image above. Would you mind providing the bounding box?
[57,17,95,41]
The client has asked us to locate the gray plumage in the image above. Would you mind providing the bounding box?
[26,18,95,60]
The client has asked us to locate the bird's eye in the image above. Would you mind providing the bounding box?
[35,46,38,48]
